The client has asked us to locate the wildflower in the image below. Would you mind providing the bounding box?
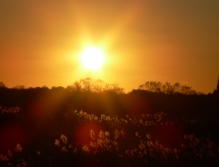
[189,134,195,141]
[0,154,3,160]
[160,144,164,150]
[90,129,95,140]
[114,129,120,140]
[180,143,186,149]
[94,116,98,121]
[147,140,153,147]
[126,150,134,157]
[55,139,60,146]
[15,143,22,152]
[62,146,67,152]
[82,145,90,152]
[97,139,103,148]
[0,154,9,161]
[22,160,27,166]
[139,141,146,150]
[188,141,194,149]
[73,147,77,153]
[155,140,159,145]
[113,141,119,151]
[184,134,188,140]
[208,141,215,149]
[7,149,12,157]
[146,133,151,140]
[139,151,144,157]
[90,141,96,147]
[106,116,111,121]
[79,110,83,115]
[157,118,162,122]
[193,138,199,147]
[60,134,68,144]
[164,148,172,154]
[121,129,125,137]
[139,119,143,124]
[105,131,110,138]
[113,141,118,148]
[135,132,141,138]
[98,130,105,139]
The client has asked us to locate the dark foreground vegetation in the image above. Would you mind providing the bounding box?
[0,79,218,166]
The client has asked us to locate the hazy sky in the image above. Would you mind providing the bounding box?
[0,0,219,93]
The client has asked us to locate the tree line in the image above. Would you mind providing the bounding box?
[0,78,203,95]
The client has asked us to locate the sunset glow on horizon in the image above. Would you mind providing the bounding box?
[0,0,219,93]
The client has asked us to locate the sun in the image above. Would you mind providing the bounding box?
[80,47,105,70]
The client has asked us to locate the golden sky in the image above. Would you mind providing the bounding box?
[0,0,219,93]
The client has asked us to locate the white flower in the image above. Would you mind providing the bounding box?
[60,134,68,144]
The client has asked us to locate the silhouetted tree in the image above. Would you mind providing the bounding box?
[0,81,6,88]
[104,82,124,94]
[139,81,199,95]
[13,85,25,89]
[67,78,124,94]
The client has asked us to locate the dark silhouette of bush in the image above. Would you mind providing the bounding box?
[0,82,6,88]
[138,81,202,95]
[67,78,124,94]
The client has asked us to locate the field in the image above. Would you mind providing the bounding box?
[0,89,219,166]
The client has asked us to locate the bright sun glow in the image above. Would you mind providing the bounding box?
[81,47,105,70]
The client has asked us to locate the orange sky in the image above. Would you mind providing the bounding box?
[0,0,219,93]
